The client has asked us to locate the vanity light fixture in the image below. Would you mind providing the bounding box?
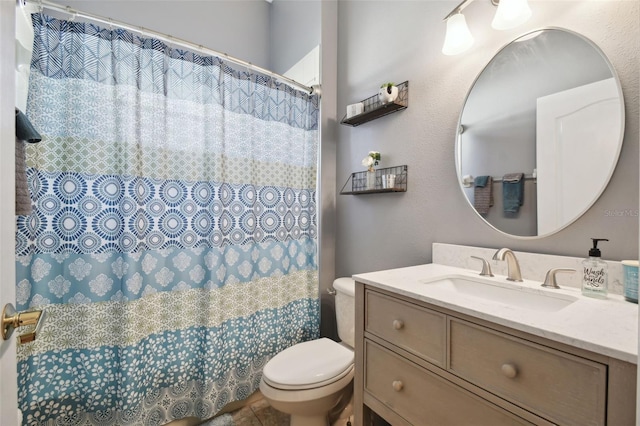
[491,0,532,30]
[442,13,475,56]
[442,0,532,55]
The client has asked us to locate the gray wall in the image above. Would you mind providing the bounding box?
[269,0,321,75]
[318,0,339,340]
[57,1,272,69]
[335,0,639,280]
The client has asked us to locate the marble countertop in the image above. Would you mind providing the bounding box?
[353,263,638,364]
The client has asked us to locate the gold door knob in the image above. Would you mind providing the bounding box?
[392,380,404,392]
[393,319,404,330]
[2,303,46,344]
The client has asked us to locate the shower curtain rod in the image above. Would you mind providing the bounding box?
[33,0,317,95]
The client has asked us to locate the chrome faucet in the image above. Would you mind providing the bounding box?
[492,248,523,282]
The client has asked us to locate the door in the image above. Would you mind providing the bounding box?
[0,2,19,425]
[536,77,622,235]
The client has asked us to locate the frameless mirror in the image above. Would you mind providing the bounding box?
[456,28,624,238]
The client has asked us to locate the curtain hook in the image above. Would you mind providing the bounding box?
[37,0,43,13]
[66,7,77,22]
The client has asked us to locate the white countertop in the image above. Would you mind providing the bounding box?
[353,263,638,364]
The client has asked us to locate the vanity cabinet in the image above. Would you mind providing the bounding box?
[354,284,637,426]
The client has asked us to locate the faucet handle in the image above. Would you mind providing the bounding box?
[471,256,494,277]
[541,268,576,289]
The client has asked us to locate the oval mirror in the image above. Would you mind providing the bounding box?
[456,28,624,238]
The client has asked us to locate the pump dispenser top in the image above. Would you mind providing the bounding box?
[588,238,609,257]
[582,238,609,299]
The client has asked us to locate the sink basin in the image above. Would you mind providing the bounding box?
[421,275,578,312]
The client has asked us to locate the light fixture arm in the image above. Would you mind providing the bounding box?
[443,0,474,21]
[443,0,500,21]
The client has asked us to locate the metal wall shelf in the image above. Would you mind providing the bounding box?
[340,165,408,195]
[340,81,409,127]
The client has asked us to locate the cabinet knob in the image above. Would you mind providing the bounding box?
[393,319,404,330]
[392,380,404,392]
[501,363,518,379]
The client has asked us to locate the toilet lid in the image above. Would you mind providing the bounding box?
[262,338,354,389]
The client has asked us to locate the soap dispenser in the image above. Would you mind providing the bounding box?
[581,238,609,299]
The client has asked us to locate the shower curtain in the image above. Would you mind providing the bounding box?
[15,14,319,425]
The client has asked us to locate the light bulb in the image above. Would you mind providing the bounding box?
[442,13,475,56]
[491,0,532,30]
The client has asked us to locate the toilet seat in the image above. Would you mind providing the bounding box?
[262,338,354,391]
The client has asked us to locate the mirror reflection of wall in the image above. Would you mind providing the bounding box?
[457,28,624,238]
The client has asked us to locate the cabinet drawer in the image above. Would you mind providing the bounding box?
[365,290,446,366]
[365,340,532,426]
[449,319,607,426]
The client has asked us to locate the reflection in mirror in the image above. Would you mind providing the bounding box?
[456,28,624,238]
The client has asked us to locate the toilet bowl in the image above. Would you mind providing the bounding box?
[260,278,355,426]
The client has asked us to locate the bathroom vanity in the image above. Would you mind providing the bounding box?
[352,263,637,426]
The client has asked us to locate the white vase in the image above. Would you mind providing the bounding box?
[378,85,399,104]
[366,170,376,190]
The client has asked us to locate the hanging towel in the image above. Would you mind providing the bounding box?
[503,172,525,213]
[473,175,493,214]
[15,139,31,215]
[15,109,40,215]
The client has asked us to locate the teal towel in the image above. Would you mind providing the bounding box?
[474,175,489,187]
[503,173,524,213]
[15,108,41,143]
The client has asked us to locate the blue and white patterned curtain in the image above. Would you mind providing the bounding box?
[16,14,319,425]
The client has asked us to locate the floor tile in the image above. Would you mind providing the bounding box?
[250,399,290,426]
[231,406,263,426]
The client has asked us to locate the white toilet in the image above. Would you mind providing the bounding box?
[260,277,355,426]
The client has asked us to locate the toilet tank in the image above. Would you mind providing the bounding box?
[333,277,355,348]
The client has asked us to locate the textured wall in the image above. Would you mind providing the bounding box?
[269,0,321,75]
[318,0,339,340]
[55,1,272,69]
[335,0,639,279]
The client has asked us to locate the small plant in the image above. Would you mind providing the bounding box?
[362,151,381,172]
[380,82,395,94]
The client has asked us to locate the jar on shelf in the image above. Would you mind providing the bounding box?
[366,169,376,190]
